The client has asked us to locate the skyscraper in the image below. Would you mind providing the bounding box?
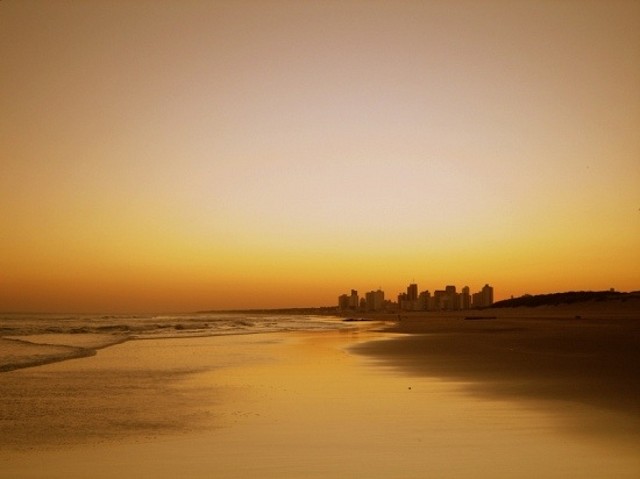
[461,286,471,309]
[338,294,350,310]
[365,289,385,311]
[433,290,447,310]
[482,284,494,307]
[407,283,418,301]
[445,285,458,310]
[418,290,431,311]
[349,289,359,309]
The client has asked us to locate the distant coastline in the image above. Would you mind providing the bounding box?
[198,290,640,316]
[195,306,340,315]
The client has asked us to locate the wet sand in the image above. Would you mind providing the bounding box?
[0,334,128,372]
[1,307,639,478]
[355,308,640,441]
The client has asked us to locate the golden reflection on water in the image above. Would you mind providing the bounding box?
[1,330,638,478]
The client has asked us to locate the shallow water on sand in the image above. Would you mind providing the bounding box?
[0,312,348,371]
[1,330,638,478]
[0,312,347,339]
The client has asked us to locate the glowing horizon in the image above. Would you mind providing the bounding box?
[1,1,639,313]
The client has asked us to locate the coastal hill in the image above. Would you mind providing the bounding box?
[491,290,640,308]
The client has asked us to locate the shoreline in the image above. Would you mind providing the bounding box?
[0,313,355,373]
[1,319,639,477]
[0,337,98,373]
[0,335,131,373]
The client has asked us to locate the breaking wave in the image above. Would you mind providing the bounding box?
[0,312,350,372]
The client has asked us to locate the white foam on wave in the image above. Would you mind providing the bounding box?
[0,313,349,370]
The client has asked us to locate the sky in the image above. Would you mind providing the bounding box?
[1,0,639,313]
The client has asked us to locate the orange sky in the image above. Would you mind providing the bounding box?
[1,1,639,312]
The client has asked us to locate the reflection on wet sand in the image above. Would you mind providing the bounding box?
[1,317,639,478]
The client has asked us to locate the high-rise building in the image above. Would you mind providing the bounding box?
[445,285,458,310]
[471,291,482,308]
[349,289,359,310]
[407,283,418,301]
[338,289,362,310]
[365,289,385,311]
[461,286,471,309]
[482,284,494,307]
[418,290,431,311]
[374,289,385,310]
[433,290,447,310]
[471,284,494,308]
[338,294,350,310]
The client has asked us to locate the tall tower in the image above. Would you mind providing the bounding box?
[349,289,359,309]
[374,289,385,311]
[461,286,471,309]
[445,285,457,310]
[365,289,385,311]
[338,294,350,310]
[482,284,494,307]
[407,283,418,301]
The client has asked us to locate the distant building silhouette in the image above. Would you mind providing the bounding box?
[339,288,387,311]
[445,285,457,310]
[338,290,360,311]
[340,282,493,311]
[461,286,471,309]
[349,290,359,310]
[482,283,494,307]
[359,297,367,310]
[338,294,350,310]
[407,283,418,301]
[418,290,431,311]
[432,289,448,310]
[471,284,494,308]
[365,289,385,311]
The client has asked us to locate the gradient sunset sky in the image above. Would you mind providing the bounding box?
[1,1,639,313]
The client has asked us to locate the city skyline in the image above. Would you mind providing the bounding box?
[339,282,494,312]
[1,1,639,313]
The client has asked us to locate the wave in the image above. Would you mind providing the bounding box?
[0,337,96,372]
[0,312,346,338]
[0,313,349,371]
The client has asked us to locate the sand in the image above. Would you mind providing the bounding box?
[0,334,129,372]
[0,307,639,478]
[355,310,640,439]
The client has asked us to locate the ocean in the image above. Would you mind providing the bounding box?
[0,312,348,372]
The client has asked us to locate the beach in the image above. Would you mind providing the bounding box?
[1,306,639,478]
[3,1,638,476]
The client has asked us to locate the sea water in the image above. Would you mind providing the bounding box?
[0,312,349,371]
[0,312,348,338]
